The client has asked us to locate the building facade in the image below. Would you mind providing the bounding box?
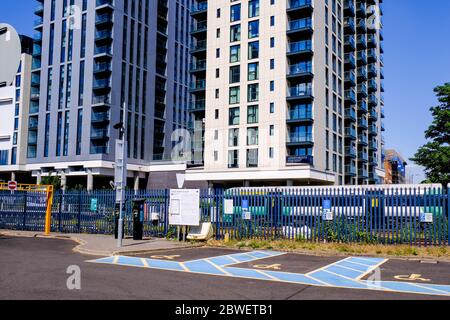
[0,35,33,182]
[27,0,194,189]
[185,0,386,187]
[384,149,407,185]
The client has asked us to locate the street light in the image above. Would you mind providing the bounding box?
[114,105,127,248]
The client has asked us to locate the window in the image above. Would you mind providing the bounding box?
[247,127,259,146]
[248,84,259,102]
[230,45,240,63]
[229,128,239,147]
[248,20,259,38]
[248,63,259,81]
[229,66,240,83]
[228,150,239,168]
[247,105,259,124]
[230,24,241,42]
[247,149,258,167]
[229,107,240,125]
[229,87,240,104]
[248,41,259,59]
[248,0,260,18]
[230,4,241,22]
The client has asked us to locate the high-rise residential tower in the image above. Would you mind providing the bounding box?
[27,0,193,189]
[0,34,33,182]
[185,0,386,187]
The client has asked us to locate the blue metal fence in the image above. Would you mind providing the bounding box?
[0,187,449,246]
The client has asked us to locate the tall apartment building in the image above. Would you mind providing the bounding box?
[27,0,193,189]
[0,34,34,182]
[185,0,386,187]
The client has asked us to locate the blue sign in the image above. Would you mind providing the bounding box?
[242,199,249,210]
[90,198,98,212]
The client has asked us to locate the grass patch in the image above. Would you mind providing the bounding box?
[206,239,450,260]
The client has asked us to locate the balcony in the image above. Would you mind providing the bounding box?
[358,100,368,114]
[345,53,356,69]
[287,62,313,79]
[357,35,367,49]
[368,64,377,78]
[286,155,314,166]
[367,34,378,48]
[345,127,357,140]
[369,108,378,120]
[287,40,313,56]
[190,60,207,73]
[345,165,357,176]
[345,146,357,158]
[91,129,109,140]
[367,48,378,63]
[287,18,313,34]
[93,62,112,75]
[357,18,367,32]
[357,50,367,65]
[95,13,113,27]
[95,30,113,45]
[368,79,378,93]
[287,105,313,123]
[358,135,368,146]
[287,86,313,101]
[358,152,369,162]
[190,40,207,53]
[357,67,367,80]
[344,108,356,122]
[369,124,378,136]
[345,72,356,87]
[368,94,378,106]
[92,79,111,92]
[358,117,368,129]
[287,0,313,12]
[91,112,110,123]
[191,20,207,34]
[359,168,369,178]
[344,35,355,50]
[189,99,206,112]
[344,17,355,32]
[287,133,314,146]
[357,83,368,97]
[345,90,356,104]
[191,2,207,16]
[190,79,206,92]
[344,0,355,16]
[369,140,378,151]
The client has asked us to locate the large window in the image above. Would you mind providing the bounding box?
[248,20,259,38]
[229,87,240,104]
[228,150,239,168]
[247,105,259,124]
[230,24,241,42]
[247,127,259,146]
[230,4,241,22]
[247,149,258,168]
[247,84,259,102]
[229,107,240,125]
[230,45,240,63]
[248,0,260,18]
[229,66,240,84]
[248,41,259,60]
[248,63,259,81]
[229,128,239,147]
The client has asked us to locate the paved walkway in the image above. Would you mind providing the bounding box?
[0,230,198,256]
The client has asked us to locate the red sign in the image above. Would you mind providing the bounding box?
[8,181,17,191]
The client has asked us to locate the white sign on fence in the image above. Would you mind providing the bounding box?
[169,189,200,226]
[224,199,234,215]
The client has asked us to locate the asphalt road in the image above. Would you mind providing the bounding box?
[1,235,449,300]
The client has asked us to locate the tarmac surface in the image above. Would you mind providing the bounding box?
[1,235,450,300]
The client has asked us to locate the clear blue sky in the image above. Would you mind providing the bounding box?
[1,0,449,182]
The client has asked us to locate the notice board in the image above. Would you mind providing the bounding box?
[169,189,201,226]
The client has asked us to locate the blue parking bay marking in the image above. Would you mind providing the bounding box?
[89,251,450,297]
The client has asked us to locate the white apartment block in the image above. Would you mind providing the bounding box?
[185,0,386,187]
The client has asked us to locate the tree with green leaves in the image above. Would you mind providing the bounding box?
[411,83,450,188]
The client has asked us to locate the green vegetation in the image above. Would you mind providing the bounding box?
[411,83,450,187]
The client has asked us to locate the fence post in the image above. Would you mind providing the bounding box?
[215,189,221,240]
[58,192,63,232]
[447,186,450,246]
[77,191,82,233]
[22,191,27,230]
[164,189,169,236]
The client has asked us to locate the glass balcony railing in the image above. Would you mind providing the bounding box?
[287,133,313,144]
[287,40,312,54]
[288,18,312,32]
[288,0,312,10]
[287,62,312,76]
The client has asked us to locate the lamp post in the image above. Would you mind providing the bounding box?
[114,105,127,248]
